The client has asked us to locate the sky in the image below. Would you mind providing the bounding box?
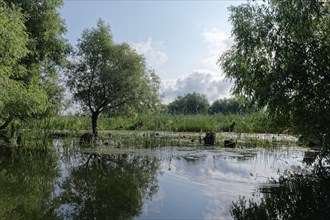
[60,0,245,104]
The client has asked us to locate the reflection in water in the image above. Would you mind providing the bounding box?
[230,166,330,219]
[138,147,305,219]
[56,153,160,219]
[0,148,60,219]
[0,140,311,219]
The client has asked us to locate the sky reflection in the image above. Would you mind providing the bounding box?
[137,147,305,219]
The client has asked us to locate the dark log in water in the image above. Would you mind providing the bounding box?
[224,139,236,148]
[203,132,216,146]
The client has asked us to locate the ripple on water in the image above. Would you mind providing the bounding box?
[158,147,305,188]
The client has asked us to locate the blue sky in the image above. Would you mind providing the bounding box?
[60,0,244,103]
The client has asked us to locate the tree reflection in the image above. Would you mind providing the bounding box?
[230,166,330,220]
[57,153,160,219]
[0,148,60,219]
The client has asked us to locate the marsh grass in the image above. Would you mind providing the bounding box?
[94,131,204,149]
[17,112,294,149]
[25,112,285,133]
[86,130,296,149]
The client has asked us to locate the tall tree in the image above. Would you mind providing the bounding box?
[219,0,330,146]
[0,0,70,131]
[0,0,47,130]
[168,92,210,114]
[67,20,160,137]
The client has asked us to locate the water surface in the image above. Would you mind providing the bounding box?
[0,139,307,219]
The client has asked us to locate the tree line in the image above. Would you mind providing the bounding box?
[165,92,259,115]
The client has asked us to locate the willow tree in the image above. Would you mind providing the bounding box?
[67,20,160,137]
[1,0,70,131]
[0,0,48,131]
[219,0,330,147]
[4,0,71,116]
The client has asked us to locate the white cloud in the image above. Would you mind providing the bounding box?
[160,71,232,104]
[130,37,168,68]
[202,28,233,72]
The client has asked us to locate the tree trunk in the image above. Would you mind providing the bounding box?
[91,111,99,138]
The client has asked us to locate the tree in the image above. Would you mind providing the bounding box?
[167,92,210,114]
[7,0,71,116]
[0,0,47,131]
[219,0,330,146]
[0,0,70,131]
[0,0,28,77]
[209,98,258,115]
[209,99,239,115]
[4,0,70,77]
[67,20,160,137]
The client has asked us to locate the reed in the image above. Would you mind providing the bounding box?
[24,112,286,134]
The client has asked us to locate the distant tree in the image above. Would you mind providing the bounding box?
[219,0,330,146]
[209,99,238,115]
[67,20,160,137]
[168,92,210,114]
[209,98,258,115]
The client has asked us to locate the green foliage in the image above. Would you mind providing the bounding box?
[167,92,210,114]
[0,0,28,77]
[4,0,70,72]
[0,1,49,130]
[27,116,91,132]
[1,0,70,131]
[209,98,258,114]
[1,81,49,119]
[67,19,160,135]
[5,0,70,102]
[219,0,330,146]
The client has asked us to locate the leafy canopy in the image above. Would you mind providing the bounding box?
[0,0,48,130]
[1,0,70,131]
[219,0,330,145]
[67,19,160,135]
[209,98,258,115]
[4,0,71,116]
[0,0,28,78]
[168,92,210,114]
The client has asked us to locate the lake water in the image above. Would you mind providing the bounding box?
[0,138,308,219]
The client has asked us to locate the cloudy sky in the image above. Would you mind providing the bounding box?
[60,0,244,103]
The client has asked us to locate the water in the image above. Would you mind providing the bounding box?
[0,139,307,219]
